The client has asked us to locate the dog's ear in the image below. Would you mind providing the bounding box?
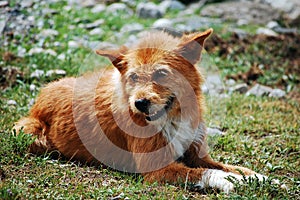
[95,45,128,72]
[176,28,213,65]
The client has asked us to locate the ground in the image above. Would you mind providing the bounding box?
[0,0,299,199]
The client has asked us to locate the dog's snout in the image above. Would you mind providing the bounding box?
[135,98,150,114]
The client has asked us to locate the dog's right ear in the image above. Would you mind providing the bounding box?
[95,46,128,72]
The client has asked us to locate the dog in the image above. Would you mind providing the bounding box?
[14,28,266,193]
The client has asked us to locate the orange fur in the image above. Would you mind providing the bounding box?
[14,29,263,192]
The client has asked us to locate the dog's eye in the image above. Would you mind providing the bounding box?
[129,73,139,83]
[153,69,168,82]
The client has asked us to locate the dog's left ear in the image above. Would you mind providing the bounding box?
[95,45,128,72]
[176,28,213,65]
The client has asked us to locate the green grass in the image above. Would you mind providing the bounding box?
[1,1,299,199]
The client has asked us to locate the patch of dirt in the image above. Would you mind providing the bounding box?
[226,63,264,84]
[0,66,24,90]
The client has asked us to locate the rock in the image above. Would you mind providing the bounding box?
[17,46,26,57]
[269,89,286,98]
[256,27,278,37]
[7,100,17,106]
[153,18,173,28]
[94,42,117,50]
[120,23,144,33]
[91,4,106,13]
[200,1,280,25]
[174,16,222,31]
[28,47,44,55]
[159,0,186,13]
[266,21,280,29]
[273,27,298,34]
[57,53,66,61]
[231,29,249,40]
[29,84,36,92]
[225,79,236,86]
[39,29,59,38]
[203,74,225,96]
[20,0,34,8]
[28,47,57,56]
[89,27,103,36]
[0,19,6,34]
[106,3,133,15]
[68,41,80,48]
[207,127,225,136]
[30,69,44,79]
[46,69,66,77]
[0,1,8,7]
[228,83,248,94]
[29,98,35,107]
[137,2,164,19]
[246,84,273,97]
[85,19,105,29]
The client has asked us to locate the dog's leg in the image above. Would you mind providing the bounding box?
[13,117,52,154]
[143,162,243,193]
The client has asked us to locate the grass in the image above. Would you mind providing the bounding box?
[1,0,299,199]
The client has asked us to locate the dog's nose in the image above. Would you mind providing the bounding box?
[135,98,150,114]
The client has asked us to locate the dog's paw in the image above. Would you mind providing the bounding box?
[195,169,242,194]
[195,170,269,194]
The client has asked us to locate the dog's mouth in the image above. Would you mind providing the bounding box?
[145,96,175,121]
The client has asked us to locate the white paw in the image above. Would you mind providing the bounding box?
[195,169,242,194]
[195,170,268,194]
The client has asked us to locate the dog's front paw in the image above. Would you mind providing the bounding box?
[195,169,242,194]
[195,170,269,194]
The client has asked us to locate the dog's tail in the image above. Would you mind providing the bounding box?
[13,117,52,154]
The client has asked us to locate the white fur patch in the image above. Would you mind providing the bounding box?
[195,169,268,193]
[160,121,206,158]
[111,69,128,111]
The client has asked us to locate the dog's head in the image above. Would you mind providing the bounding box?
[96,29,212,125]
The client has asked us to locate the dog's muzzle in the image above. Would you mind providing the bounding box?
[134,96,175,121]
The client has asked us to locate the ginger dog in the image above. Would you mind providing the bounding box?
[14,28,265,193]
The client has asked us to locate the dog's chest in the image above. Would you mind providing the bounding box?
[161,120,204,158]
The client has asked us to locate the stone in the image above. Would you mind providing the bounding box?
[231,29,249,40]
[120,23,144,33]
[207,127,225,136]
[159,0,185,13]
[174,16,222,31]
[29,84,36,92]
[228,83,248,94]
[246,84,273,97]
[68,41,80,48]
[269,89,286,98]
[30,69,44,79]
[0,19,6,34]
[106,3,133,15]
[7,100,17,106]
[85,19,105,29]
[20,0,34,8]
[46,69,66,77]
[57,53,66,61]
[225,79,236,86]
[17,47,26,57]
[256,27,278,37]
[153,18,173,28]
[200,1,280,25]
[89,28,103,36]
[28,47,57,56]
[39,29,59,38]
[0,1,8,7]
[91,4,106,13]
[137,2,164,19]
[266,21,280,29]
